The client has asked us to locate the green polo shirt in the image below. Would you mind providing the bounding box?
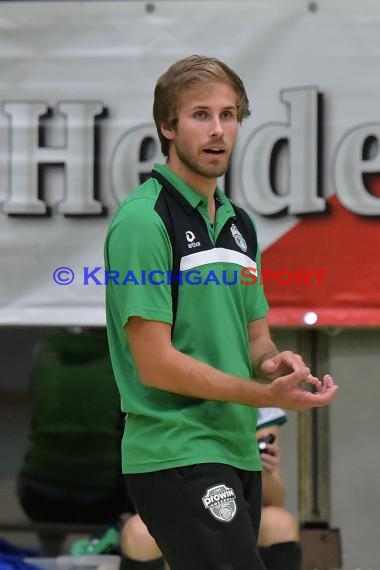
[105,163,269,473]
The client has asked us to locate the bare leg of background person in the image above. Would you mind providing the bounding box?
[258,506,302,570]
[120,515,165,570]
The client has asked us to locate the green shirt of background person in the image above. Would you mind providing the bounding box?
[20,328,122,489]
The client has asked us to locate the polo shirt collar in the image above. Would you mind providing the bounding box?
[153,164,235,218]
[153,163,205,210]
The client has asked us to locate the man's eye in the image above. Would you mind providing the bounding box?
[194,111,207,119]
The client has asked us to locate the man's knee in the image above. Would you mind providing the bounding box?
[259,506,300,546]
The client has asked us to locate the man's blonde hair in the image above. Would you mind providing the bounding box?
[153,55,251,157]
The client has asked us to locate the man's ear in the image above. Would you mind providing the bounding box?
[160,123,175,141]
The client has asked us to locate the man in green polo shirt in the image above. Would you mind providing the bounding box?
[104,55,337,570]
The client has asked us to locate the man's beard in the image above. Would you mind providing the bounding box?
[175,141,231,179]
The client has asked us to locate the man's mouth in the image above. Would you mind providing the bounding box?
[203,148,225,155]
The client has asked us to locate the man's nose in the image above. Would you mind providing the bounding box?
[209,117,223,137]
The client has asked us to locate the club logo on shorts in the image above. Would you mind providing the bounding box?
[230,224,247,252]
[202,483,237,523]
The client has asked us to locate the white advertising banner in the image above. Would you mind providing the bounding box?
[1,1,380,326]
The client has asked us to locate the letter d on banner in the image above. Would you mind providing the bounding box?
[239,87,325,216]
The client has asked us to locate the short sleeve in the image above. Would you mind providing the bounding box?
[105,198,173,327]
[257,407,287,430]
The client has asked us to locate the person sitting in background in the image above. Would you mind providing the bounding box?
[119,407,302,570]
[257,407,302,570]
[17,328,135,555]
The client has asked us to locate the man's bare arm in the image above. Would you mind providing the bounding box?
[249,318,279,381]
[125,317,338,412]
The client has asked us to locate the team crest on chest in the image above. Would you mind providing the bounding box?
[230,223,247,252]
[202,483,237,523]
